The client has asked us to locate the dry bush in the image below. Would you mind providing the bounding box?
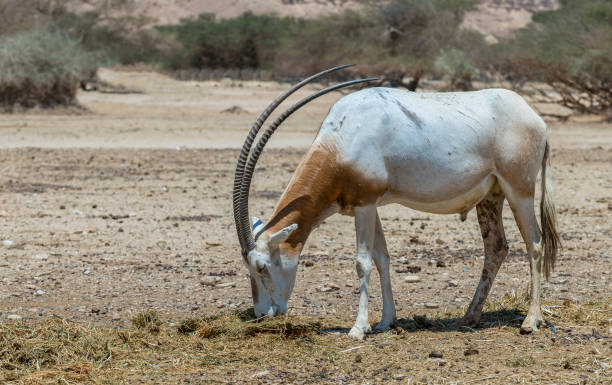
[0,27,98,110]
[496,0,611,117]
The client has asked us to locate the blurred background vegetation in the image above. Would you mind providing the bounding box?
[0,0,610,116]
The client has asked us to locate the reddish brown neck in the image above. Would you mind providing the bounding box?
[263,144,340,257]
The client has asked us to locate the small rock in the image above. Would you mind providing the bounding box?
[303,260,314,267]
[435,238,445,245]
[34,290,45,296]
[354,354,362,363]
[251,370,270,379]
[112,314,121,321]
[394,374,406,380]
[2,240,13,247]
[563,361,573,370]
[397,257,408,263]
[91,308,101,314]
[601,253,608,258]
[462,267,469,272]
[429,351,443,358]
[200,276,220,286]
[436,260,446,267]
[448,280,459,287]
[7,314,22,321]
[464,348,479,356]
[404,275,421,283]
[324,283,340,291]
[72,209,83,215]
[215,282,236,288]
[424,303,439,309]
[83,269,90,275]
[32,253,48,260]
[345,282,353,287]
[428,358,446,366]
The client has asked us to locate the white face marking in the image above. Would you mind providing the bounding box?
[247,224,298,317]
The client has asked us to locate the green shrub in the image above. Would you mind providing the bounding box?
[0,28,98,109]
[159,12,298,71]
[434,48,477,90]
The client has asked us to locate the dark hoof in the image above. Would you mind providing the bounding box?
[458,317,479,327]
[519,326,534,335]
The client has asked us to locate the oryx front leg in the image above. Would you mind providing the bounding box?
[348,205,377,340]
[372,212,396,332]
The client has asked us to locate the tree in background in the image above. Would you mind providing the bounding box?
[496,0,611,117]
[276,0,481,90]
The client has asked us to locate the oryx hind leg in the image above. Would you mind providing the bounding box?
[504,192,545,334]
[372,212,396,332]
[462,183,508,325]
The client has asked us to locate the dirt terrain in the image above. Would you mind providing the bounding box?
[0,69,610,383]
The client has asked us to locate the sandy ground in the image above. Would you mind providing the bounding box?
[0,69,610,383]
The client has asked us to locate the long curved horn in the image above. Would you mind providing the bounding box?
[233,65,355,256]
[238,77,379,252]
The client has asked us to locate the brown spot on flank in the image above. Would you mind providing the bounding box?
[264,142,387,257]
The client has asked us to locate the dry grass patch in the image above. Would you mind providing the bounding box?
[0,296,609,383]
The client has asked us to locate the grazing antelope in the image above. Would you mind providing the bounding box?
[233,65,560,340]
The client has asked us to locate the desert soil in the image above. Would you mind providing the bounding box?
[0,69,610,383]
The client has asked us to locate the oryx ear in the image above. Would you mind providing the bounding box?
[268,224,298,247]
[252,216,265,236]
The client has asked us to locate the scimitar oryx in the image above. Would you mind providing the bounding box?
[232,65,560,340]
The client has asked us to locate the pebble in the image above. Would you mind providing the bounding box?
[425,303,439,309]
[251,370,270,379]
[112,314,121,320]
[83,269,91,275]
[404,275,421,283]
[7,314,22,320]
[324,282,340,291]
[464,348,479,356]
[429,351,443,358]
[72,209,83,215]
[397,257,407,263]
[448,280,459,287]
[215,282,236,288]
[200,276,221,286]
[428,358,446,366]
[462,267,469,272]
[32,253,48,260]
[34,290,45,296]
[2,240,13,247]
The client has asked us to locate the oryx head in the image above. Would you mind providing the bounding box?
[232,65,377,318]
[245,217,298,317]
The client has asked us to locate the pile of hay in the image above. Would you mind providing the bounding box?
[178,308,322,338]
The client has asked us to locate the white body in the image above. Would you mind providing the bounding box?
[316,88,545,213]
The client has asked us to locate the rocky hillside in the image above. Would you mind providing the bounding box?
[69,0,559,37]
